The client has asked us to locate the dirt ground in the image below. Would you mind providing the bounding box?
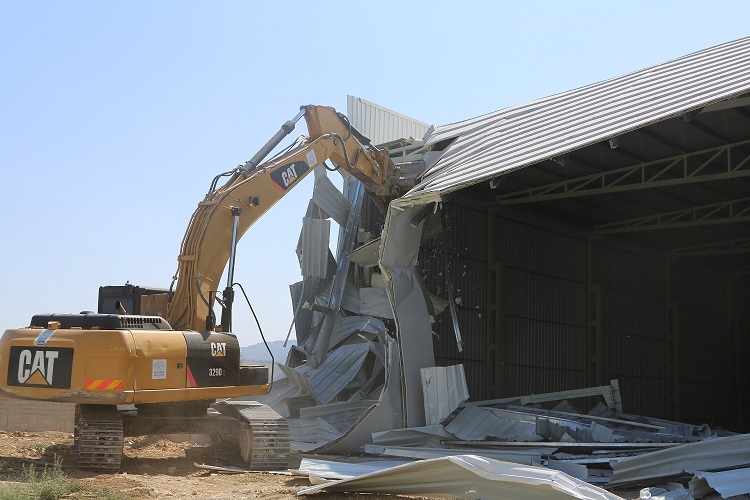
[0,431,424,499]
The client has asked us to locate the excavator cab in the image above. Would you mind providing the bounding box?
[97,284,172,318]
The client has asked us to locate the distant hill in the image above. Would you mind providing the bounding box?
[240,339,294,364]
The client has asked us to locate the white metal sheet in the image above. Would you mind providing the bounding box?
[609,433,750,487]
[299,454,624,499]
[689,467,750,498]
[420,364,470,425]
[347,95,431,146]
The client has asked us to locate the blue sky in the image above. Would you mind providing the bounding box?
[1,1,748,345]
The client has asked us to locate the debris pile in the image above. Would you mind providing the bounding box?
[251,169,400,449]
[355,380,733,486]
[286,380,750,498]
[243,169,750,498]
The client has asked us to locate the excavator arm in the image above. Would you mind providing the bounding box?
[167,105,421,332]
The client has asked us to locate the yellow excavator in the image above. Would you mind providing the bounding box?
[0,105,424,471]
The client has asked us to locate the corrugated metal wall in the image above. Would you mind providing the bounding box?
[419,196,488,399]
[360,192,748,428]
[671,262,733,425]
[594,239,668,418]
[489,206,589,400]
[413,195,746,428]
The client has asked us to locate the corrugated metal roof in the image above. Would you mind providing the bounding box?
[347,95,431,146]
[406,36,750,198]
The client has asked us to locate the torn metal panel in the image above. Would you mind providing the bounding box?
[312,172,351,226]
[299,454,624,499]
[587,404,711,439]
[445,405,540,442]
[380,200,437,427]
[308,343,373,404]
[299,399,377,420]
[359,287,394,319]
[242,375,315,419]
[609,434,750,487]
[443,440,677,450]
[421,364,469,425]
[312,339,403,454]
[276,363,314,396]
[346,95,431,146]
[363,445,545,465]
[348,237,381,268]
[300,400,375,434]
[636,485,693,500]
[315,418,343,443]
[288,418,318,443]
[340,284,361,314]
[689,468,750,498]
[544,461,609,484]
[299,217,330,278]
[472,380,622,410]
[512,404,664,432]
[330,315,387,348]
[310,177,364,360]
[289,280,317,347]
[371,425,456,448]
[275,396,317,421]
[536,415,593,442]
[292,458,412,481]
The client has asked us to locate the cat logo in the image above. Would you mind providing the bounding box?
[7,347,73,388]
[270,161,310,192]
[211,342,227,357]
[17,349,58,385]
[280,164,299,188]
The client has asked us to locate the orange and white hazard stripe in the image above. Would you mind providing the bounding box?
[85,379,124,390]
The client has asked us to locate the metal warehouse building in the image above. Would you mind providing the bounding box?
[352,36,750,431]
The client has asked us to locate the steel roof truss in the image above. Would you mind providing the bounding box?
[595,197,750,234]
[494,139,750,205]
[673,237,750,257]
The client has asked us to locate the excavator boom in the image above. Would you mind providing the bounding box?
[167,105,421,332]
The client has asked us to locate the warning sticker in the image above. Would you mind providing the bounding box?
[306,150,318,168]
[152,359,167,379]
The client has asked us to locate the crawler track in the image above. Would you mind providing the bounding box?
[213,401,290,470]
[75,404,124,472]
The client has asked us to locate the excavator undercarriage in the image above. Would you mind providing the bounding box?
[75,401,289,472]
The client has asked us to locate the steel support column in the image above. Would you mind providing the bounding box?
[727,276,741,430]
[665,258,680,421]
[486,207,506,399]
[587,235,602,386]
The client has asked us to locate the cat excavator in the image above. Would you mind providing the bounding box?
[0,105,425,471]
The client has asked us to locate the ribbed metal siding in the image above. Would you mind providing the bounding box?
[491,207,589,398]
[594,239,666,417]
[671,262,732,425]
[406,37,750,198]
[419,195,489,400]
[347,95,431,146]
